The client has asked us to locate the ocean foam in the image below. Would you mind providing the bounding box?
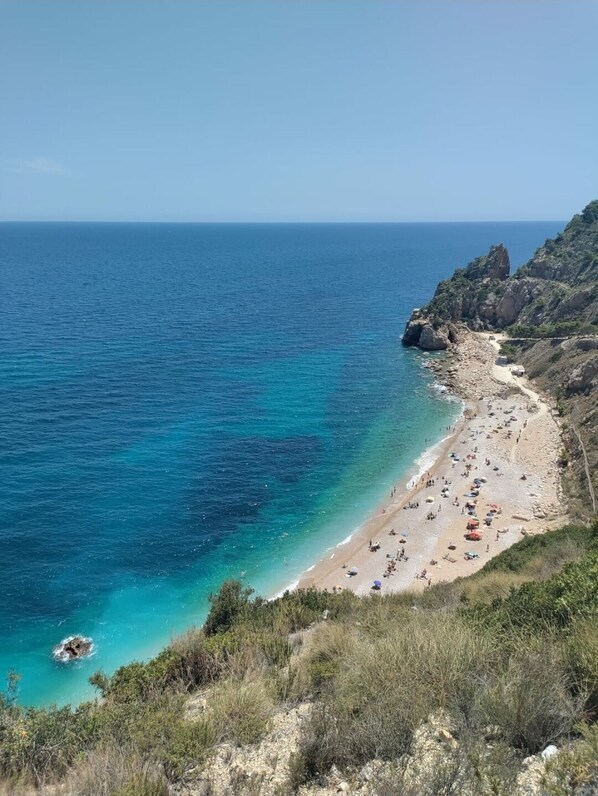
[270,579,299,601]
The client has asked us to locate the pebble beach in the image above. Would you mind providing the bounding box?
[297,331,565,595]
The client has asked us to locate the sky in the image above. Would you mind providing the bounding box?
[1,0,597,222]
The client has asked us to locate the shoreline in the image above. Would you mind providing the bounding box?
[268,413,464,602]
[285,330,565,597]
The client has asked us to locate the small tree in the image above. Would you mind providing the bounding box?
[204,580,254,636]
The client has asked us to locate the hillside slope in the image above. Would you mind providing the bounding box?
[1,524,597,796]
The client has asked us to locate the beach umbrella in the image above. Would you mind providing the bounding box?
[372,580,382,590]
[348,566,358,576]
[426,496,434,503]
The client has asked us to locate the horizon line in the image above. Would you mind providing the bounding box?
[0,218,567,225]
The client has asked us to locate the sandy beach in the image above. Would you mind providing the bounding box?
[296,331,566,596]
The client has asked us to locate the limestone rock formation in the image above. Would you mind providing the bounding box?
[566,358,598,394]
[495,278,542,326]
[419,324,449,350]
[402,243,512,348]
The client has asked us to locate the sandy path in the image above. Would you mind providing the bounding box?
[295,331,565,596]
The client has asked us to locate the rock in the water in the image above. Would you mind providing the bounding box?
[402,317,427,347]
[53,635,94,662]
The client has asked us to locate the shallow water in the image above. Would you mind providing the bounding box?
[0,221,561,705]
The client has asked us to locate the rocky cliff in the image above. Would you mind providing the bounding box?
[402,200,598,349]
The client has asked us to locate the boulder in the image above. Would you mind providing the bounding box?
[419,324,449,350]
[402,318,426,346]
[447,323,460,344]
[53,635,94,662]
[566,358,598,394]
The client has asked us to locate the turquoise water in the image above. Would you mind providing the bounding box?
[0,221,561,705]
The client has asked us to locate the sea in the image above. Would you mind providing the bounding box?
[0,220,562,706]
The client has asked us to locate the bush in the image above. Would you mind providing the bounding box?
[302,622,357,691]
[139,701,218,781]
[475,641,583,753]
[208,680,273,746]
[205,580,256,636]
[98,649,180,703]
[564,618,598,712]
[476,525,592,576]
[294,615,498,775]
[0,702,95,784]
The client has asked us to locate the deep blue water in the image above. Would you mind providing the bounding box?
[0,221,562,705]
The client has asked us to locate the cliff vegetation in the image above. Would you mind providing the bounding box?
[1,523,597,795]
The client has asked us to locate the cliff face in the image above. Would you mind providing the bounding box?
[402,200,598,520]
[402,244,512,349]
[402,200,598,349]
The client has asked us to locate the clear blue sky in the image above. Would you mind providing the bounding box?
[1,1,597,222]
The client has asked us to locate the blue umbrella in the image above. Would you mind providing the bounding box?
[373,580,382,589]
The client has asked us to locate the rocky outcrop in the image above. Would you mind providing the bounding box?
[402,244,512,348]
[495,277,543,326]
[402,200,598,350]
[419,324,449,350]
[401,201,598,517]
[52,635,94,662]
[465,243,510,281]
[566,358,598,394]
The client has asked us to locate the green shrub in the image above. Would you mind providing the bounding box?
[476,525,592,576]
[302,622,357,691]
[294,615,498,775]
[558,448,570,467]
[114,696,216,781]
[0,702,96,784]
[205,580,256,636]
[66,746,164,796]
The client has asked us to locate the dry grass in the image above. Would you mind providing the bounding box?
[64,746,167,796]
[208,679,274,746]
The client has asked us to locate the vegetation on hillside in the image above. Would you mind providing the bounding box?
[1,523,597,795]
